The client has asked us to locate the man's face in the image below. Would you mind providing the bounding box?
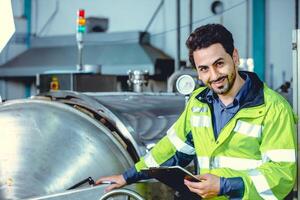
[193,43,239,95]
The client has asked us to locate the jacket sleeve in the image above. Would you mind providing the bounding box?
[225,101,297,200]
[134,99,196,173]
[123,149,195,184]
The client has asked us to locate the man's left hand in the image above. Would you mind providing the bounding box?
[184,173,220,198]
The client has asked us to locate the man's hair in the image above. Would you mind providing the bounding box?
[186,24,234,68]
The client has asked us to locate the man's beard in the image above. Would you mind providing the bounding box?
[208,71,236,95]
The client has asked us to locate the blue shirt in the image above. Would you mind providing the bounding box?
[206,73,251,139]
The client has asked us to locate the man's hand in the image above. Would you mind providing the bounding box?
[95,175,126,192]
[184,173,220,198]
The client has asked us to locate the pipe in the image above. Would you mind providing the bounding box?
[246,0,250,58]
[252,0,265,81]
[24,0,32,47]
[127,70,149,93]
[176,0,181,71]
[296,0,299,29]
[189,0,193,34]
[25,83,31,98]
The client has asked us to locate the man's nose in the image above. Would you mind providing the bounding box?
[210,67,219,81]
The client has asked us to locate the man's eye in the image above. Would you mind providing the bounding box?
[199,67,208,72]
[216,62,224,67]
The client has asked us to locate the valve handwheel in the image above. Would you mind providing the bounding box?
[99,188,145,200]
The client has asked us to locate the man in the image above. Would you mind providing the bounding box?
[96,24,296,199]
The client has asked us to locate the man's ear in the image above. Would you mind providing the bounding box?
[232,48,240,67]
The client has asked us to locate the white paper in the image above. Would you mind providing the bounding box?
[0,0,15,53]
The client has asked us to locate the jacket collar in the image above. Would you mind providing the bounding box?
[195,71,264,108]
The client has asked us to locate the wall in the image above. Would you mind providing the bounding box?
[3,0,249,66]
[265,0,294,89]
[31,0,162,35]
[149,0,249,67]
[1,0,295,99]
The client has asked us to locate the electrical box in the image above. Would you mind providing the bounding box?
[36,73,117,93]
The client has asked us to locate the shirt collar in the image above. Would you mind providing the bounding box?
[234,72,251,105]
[206,89,217,104]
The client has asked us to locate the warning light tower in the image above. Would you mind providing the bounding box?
[76,9,86,71]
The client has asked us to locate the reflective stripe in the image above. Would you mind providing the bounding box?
[191,106,208,113]
[262,149,296,162]
[198,156,262,170]
[197,156,210,169]
[167,128,195,155]
[144,152,159,167]
[214,156,263,170]
[249,169,277,200]
[190,115,210,127]
[234,120,262,138]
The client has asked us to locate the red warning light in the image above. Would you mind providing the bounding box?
[78,9,85,18]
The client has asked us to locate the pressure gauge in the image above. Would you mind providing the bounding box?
[176,75,196,95]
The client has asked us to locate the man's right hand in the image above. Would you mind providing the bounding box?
[95,175,127,192]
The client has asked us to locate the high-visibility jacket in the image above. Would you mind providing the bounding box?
[134,77,296,199]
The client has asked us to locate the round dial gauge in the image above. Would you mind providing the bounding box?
[176,75,196,95]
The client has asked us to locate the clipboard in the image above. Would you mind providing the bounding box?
[141,166,200,197]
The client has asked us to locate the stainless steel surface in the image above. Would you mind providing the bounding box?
[127,70,149,93]
[38,91,186,157]
[35,91,142,158]
[86,92,186,155]
[0,32,174,77]
[27,185,107,200]
[0,99,133,199]
[0,91,185,199]
[26,181,174,200]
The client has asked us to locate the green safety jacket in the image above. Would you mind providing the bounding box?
[134,79,297,199]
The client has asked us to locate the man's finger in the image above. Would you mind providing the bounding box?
[95,177,114,185]
[104,184,119,192]
[184,179,204,189]
[185,185,205,197]
[199,174,209,180]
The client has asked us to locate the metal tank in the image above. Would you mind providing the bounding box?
[0,91,186,199]
[86,92,186,155]
[38,91,186,157]
[0,99,133,199]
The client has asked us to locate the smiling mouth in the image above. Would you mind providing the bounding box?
[210,76,227,85]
